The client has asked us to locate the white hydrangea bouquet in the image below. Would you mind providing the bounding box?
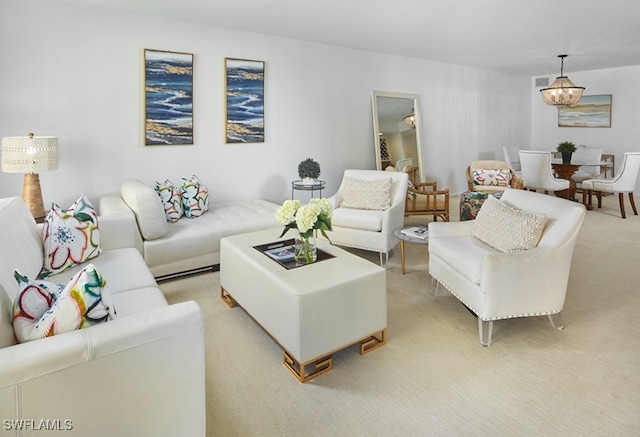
[275,198,333,264]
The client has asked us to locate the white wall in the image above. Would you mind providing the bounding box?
[0,0,531,208]
[531,65,640,192]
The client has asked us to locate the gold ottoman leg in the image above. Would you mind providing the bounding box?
[284,352,333,383]
[360,329,387,355]
[220,287,237,308]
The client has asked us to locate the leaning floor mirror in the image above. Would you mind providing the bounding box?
[371,91,424,184]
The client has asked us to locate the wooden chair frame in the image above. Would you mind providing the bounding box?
[405,181,450,222]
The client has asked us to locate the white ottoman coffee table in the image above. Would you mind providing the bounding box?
[220,228,387,382]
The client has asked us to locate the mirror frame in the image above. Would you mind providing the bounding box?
[371,91,424,182]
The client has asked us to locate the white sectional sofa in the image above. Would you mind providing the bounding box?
[0,196,206,436]
[99,179,281,279]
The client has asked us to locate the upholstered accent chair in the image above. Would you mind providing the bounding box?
[326,169,408,267]
[582,152,640,218]
[519,150,570,196]
[466,160,524,193]
[428,189,586,346]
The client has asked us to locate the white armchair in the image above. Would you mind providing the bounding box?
[327,169,408,267]
[428,189,586,346]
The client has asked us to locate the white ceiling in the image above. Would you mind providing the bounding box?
[60,0,640,76]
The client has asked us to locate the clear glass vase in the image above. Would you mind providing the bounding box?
[294,233,317,265]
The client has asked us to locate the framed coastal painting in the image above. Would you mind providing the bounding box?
[144,49,194,145]
[558,94,612,128]
[224,58,265,143]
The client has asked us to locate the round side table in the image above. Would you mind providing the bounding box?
[394,228,429,274]
[291,180,325,199]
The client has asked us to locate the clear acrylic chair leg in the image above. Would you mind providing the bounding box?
[379,251,389,269]
[479,319,493,347]
[548,312,564,330]
[429,276,439,296]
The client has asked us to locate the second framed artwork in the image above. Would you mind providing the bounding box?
[558,94,612,128]
[225,58,265,143]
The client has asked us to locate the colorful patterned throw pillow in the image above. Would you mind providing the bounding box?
[12,264,115,343]
[155,179,184,222]
[181,175,209,218]
[41,195,102,277]
[472,169,512,187]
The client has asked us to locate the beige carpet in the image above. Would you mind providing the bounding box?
[160,194,640,436]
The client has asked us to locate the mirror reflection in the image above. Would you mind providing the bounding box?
[371,91,424,184]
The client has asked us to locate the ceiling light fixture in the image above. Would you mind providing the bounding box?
[403,109,416,129]
[540,54,585,107]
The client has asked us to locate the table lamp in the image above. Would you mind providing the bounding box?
[1,133,59,220]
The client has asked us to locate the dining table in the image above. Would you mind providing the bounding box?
[550,158,609,209]
[551,162,581,200]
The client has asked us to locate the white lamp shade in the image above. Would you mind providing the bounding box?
[1,135,58,174]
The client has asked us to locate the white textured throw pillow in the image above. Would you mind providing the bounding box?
[340,177,392,211]
[121,180,168,240]
[472,196,548,253]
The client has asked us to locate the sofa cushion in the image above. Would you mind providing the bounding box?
[0,197,45,348]
[472,196,548,253]
[332,208,383,232]
[41,194,102,277]
[181,175,209,219]
[340,176,391,211]
[429,235,497,284]
[155,180,184,223]
[0,197,43,304]
[52,248,158,296]
[13,264,115,343]
[111,287,168,317]
[121,180,168,240]
[142,199,279,276]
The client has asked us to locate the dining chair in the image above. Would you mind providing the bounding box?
[582,152,640,218]
[571,146,603,187]
[502,146,522,178]
[518,150,570,197]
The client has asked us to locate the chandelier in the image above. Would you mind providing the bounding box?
[403,109,416,129]
[540,54,585,107]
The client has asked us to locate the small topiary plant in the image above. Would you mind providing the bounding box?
[557,141,577,164]
[298,158,321,179]
[557,141,577,154]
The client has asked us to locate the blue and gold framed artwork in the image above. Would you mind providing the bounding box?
[144,49,193,145]
[225,58,265,143]
[558,94,612,128]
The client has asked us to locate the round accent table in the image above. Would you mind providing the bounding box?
[394,228,429,274]
[291,180,325,199]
